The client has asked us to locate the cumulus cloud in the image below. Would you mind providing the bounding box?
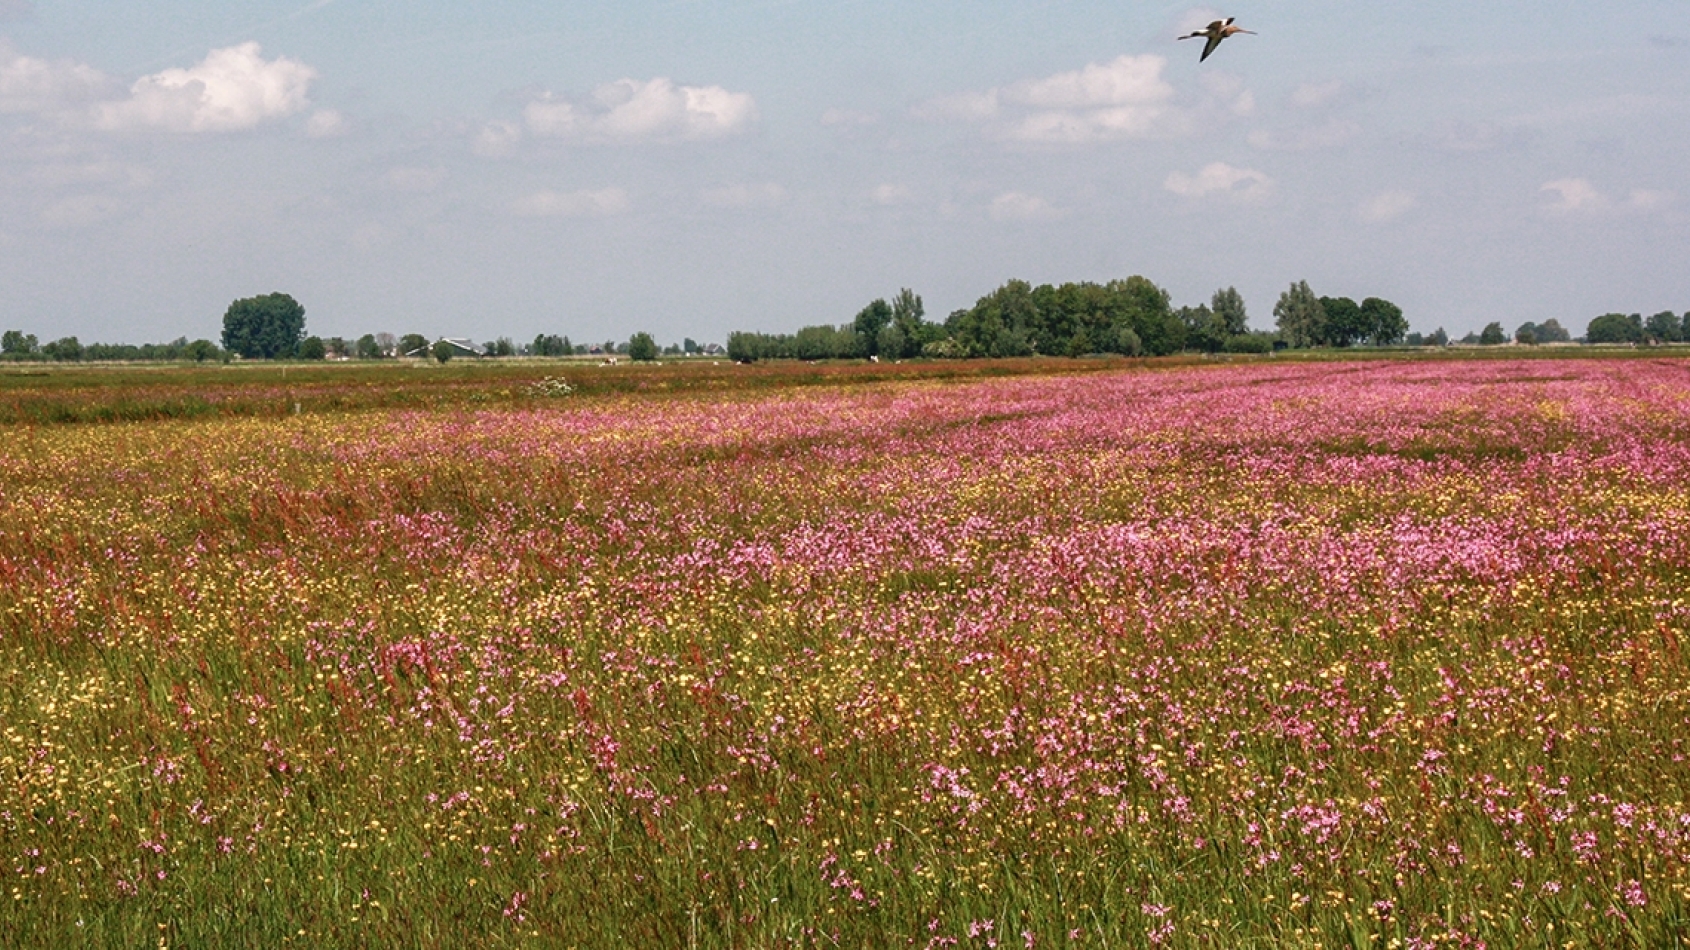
[93,43,315,132]
[1359,190,1416,223]
[989,191,1064,222]
[0,44,113,114]
[917,55,1184,144]
[509,77,756,147]
[1164,162,1272,201]
[511,187,630,218]
[1540,179,1677,215]
[474,120,523,157]
[700,182,786,210]
[1540,178,1607,213]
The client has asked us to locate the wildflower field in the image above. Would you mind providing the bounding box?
[3,356,1689,947]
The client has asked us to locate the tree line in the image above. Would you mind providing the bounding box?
[0,294,720,364]
[5,287,1687,365]
[729,278,1400,363]
[728,277,1690,363]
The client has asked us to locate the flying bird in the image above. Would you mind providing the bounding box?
[1179,17,1255,62]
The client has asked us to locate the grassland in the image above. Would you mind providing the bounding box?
[3,354,1688,947]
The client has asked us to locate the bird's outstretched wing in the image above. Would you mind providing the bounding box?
[1200,34,1223,61]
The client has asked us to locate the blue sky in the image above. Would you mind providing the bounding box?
[2,0,1687,345]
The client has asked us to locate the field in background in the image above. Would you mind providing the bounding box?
[3,356,1689,946]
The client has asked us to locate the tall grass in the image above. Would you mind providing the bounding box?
[2,357,1688,947]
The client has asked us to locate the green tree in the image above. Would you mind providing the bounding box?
[355,334,382,359]
[683,337,699,354]
[1429,327,1449,346]
[628,332,658,362]
[1318,297,1368,347]
[297,336,327,360]
[1222,333,1274,354]
[1211,287,1248,337]
[488,337,516,357]
[1,330,38,355]
[888,288,929,358]
[400,333,430,357]
[431,340,454,363]
[1534,319,1570,343]
[184,339,220,362]
[1478,322,1506,345]
[530,334,567,357]
[1645,310,1682,343]
[1360,297,1407,345]
[1065,327,1094,357]
[1586,313,1643,344]
[853,299,894,357]
[1109,276,1181,356]
[1274,281,1324,348]
[1515,323,1539,345]
[1179,304,1225,353]
[222,292,306,359]
[42,336,83,361]
[1110,326,1144,357]
[950,282,1038,358]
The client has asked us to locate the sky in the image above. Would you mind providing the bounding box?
[2,0,1687,346]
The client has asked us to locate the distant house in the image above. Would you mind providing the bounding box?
[404,337,485,358]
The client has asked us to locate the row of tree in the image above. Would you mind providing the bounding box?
[8,287,1688,366]
[728,279,1397,363]
[1585,311,1690,345]
[2,331,223,362]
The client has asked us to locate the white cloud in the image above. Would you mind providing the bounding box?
[700,182,786,210]
[918,55,1184,144]
[474,120,523,157]
[0,44,113,114]
[511,187,630,218]
[1540,178,1606,213]
[1628,189,1676,211]
[386,166,446,193]
[1164,161,1272,201]
[870,183,912,206]
[304,108,346,138]
[821,108,878,127]
[1539,179,1678,215]
[517,77,756,146]
[989,191,1064,222]
[1359,190,1416,223]
[94,43,315,132]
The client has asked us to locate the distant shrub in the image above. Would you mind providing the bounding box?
[1223,334,1273,354]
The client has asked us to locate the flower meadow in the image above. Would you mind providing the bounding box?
[2,357,1689,947]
